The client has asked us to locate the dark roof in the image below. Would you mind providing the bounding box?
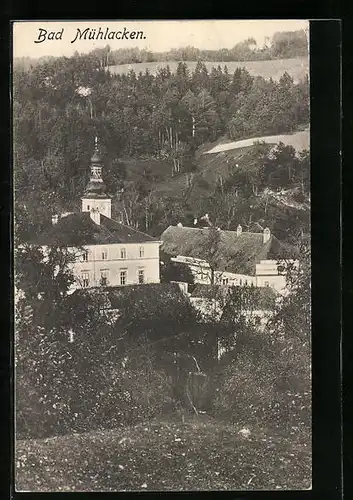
[31,212,158,246]
[161,225,296,275]
[106,283,185,309]
[70,283,192,319]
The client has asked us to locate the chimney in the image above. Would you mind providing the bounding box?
[194,218,198,225]
[52,214,59,225]
[237,224,242,236]
[177,222,183,228]
[90,207,100,225]
[263,227,271,244]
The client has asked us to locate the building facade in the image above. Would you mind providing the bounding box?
[35,138,161,290]
[73,239,161,289]
[161,224,298,294]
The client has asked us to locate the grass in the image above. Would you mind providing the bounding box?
[16,414,311,492]
[107,57,308,83]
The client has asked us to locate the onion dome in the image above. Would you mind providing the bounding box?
[90,136,102,163]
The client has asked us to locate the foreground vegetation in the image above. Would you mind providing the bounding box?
[16,415,311,491]
[14,29,311,491]
[15,238,311,491]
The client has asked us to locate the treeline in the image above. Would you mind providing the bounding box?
[105,30,307,65]
[14,30,308,71]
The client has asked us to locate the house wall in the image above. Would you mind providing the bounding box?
[255,259,297,293]
[214,271,257,287]
[68,241,160,288]
[170,255,294,293]
[256,274,286,292]
[81,197,112,218]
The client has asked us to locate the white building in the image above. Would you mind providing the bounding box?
[33,139,161,290]
[161,224,298,294]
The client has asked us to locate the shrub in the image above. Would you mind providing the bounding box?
[212,331,311,432]
[16,331,176,439]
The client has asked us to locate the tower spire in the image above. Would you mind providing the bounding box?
[81,136,111,218]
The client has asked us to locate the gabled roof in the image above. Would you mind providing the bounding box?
[161,225,296,275]
[30,212,158,246]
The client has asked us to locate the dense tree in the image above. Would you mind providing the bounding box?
[271,241,311,341]
[14,49,309,245]
[270,30,308,59]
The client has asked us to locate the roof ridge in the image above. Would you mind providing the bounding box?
[167,225,263,236]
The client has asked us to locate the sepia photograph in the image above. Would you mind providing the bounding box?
[13,19,311,491]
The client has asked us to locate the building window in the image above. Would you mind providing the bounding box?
[87,205,90,211]
[102,249,108,260]
[222,278,229,285]
[138,269,145,284]
[81,271,89,288]
[120,248,126,259]
[100,269,109,286]
[239,279,243,286]
[120,270,127,285]
[139,246,144,258]
[264,281,269,287]
[82,250,89,262]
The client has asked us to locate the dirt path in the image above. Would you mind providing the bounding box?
[204,130,309,155]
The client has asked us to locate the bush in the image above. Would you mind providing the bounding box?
[212,331,311,431]
[16,332,176,439]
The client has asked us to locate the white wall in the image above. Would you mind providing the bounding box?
[81,197,111,218]
[214,271,257,287]
[255,259,296,293]
[68,241,160,288]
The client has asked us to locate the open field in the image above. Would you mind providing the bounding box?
[107,57,308,83]
[16,415,311,492]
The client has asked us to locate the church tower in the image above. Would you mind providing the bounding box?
[81,137,111,219]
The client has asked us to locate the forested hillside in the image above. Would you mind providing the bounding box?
[14,47,309,244]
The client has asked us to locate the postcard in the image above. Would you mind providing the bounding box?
[13,19,311,492]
